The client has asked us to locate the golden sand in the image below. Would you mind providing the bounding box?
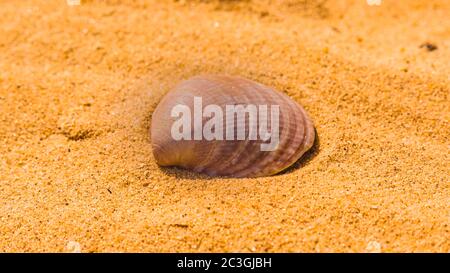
[0,0,448,252]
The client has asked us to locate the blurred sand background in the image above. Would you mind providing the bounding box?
[0,0,448,252]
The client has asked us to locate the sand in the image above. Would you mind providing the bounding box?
[0,0,448,252]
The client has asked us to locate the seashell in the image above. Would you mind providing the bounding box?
[151,75,315,178]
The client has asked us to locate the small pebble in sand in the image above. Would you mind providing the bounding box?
[66,241,82,253]
[420,42,438,52]
[366,241,382,253]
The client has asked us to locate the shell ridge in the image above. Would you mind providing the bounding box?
[196,77,247,174]
[182,78,233,172]
[259,94,306,176]
[245,86,300,177]
[229,79,282,177]
[212,78,268,176]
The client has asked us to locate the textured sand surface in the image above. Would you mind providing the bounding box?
[0,0,448,252]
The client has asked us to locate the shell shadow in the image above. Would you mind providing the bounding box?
[157,128,319,180]
[158,166,220,180]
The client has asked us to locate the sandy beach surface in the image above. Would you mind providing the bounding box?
[0,0,448,252]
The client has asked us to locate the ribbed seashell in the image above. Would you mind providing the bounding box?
[151,75,315,178]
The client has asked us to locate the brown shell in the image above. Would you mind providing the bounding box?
[151,75,315,178]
